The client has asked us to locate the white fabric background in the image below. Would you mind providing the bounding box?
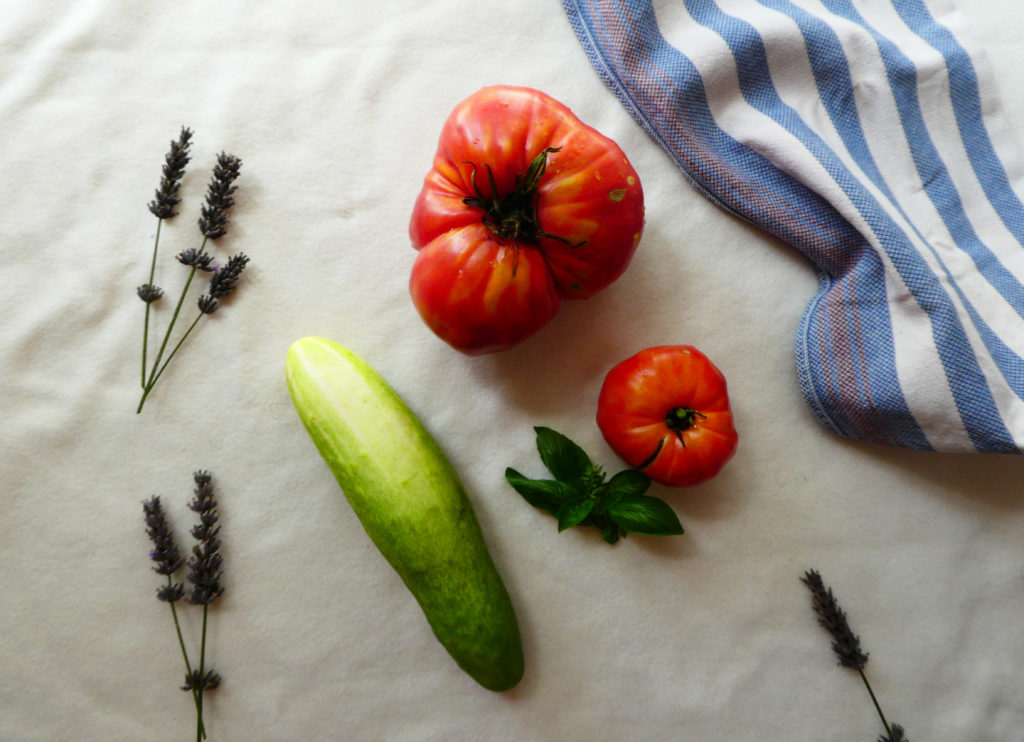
[2,1,1022,740]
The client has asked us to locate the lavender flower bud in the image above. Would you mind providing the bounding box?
[202,672,222,691]
[176,248,215,271]
[186,544,224,606]
[156,583,186,602]
[186,471,224,606]
[143,496,185,577]
[801,569,868,670]
[148,127,193,219]
[879,725,907,742]
[137,284,164,303]
[197,153,242,239]
[207,253,249,299]
[191,510,220,543]
[182,670,221,692]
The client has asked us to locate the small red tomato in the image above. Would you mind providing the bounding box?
[409,85,644,355]
[596,346,738,487]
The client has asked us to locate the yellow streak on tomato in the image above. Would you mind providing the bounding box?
[444,232,486,305]
[482,244,516,316]
[567,217,599,237]
[544,167,588,198]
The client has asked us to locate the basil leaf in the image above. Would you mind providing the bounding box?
[508,426,685,545]
[600,521,622,544]
[505,468,569,515]
[605,469,650,501]
[595,470,648,513]
[607,495,684,536]
[607,468,651,496]
[535,426,592,483]
[557,496,596,532]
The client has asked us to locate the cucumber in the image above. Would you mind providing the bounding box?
[285,337,524,691]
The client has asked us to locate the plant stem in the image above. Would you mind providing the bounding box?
[859,668,891,737]
[165,576,205,738]
[145,313,204,398]
[196,604,210,742]
[137,238,208,413]
[142,219,164,388]
[144,264,196,385]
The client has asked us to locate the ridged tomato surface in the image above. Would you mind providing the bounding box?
[596,346,738,487]
[410,85,644,355]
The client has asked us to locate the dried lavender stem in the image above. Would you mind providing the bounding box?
[144,478,222,741]
[145,312,204,396]
[801,569,902,739]
[167,577,195,680]
[165,575,206,738]
[859,668,891,737]
[147,261,197,374]
[137,238,208,413]
[142,126,191,389]
[142,219,164,388]
[196,605,210,742]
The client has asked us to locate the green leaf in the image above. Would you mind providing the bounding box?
[607,495,684,537]
[535,427,592,483]
[523,147,560,192]
[505,468,570,515]
[600,521,622,544]
[557,496,596,532]
[606,469,651,498]
[594,469,649,514]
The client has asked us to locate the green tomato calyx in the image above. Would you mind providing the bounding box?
[462,147,586,248]
[665,407,706,444]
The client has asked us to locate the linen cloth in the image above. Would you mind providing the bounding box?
[1,1,1023,741]
[565,0,1024,452]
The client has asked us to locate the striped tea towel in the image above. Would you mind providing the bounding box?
[564,0,1024,453]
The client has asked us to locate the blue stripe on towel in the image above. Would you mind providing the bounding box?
[895,0,1024,239]
[563,0,1024,452]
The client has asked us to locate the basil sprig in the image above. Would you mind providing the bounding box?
[505,427,683,544]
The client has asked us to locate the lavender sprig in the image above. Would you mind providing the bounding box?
[801,569,868,670]
[148,127,193,219]
[186,470,223,742]
[143,496,185,577]
[142,494,204,737]
[198,253,250,314]
[198,153,242,240]
[186,470,224,606]
[801,569,908,741]
[138,251,251,399]
[142,472,227,741]
[141,128,192,387]
[207,253,249,299]
[136,134,250,413]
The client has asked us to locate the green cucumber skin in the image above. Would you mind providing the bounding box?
[286,337,523,692]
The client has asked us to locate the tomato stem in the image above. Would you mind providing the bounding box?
[462,147,586,247]
[665,407,706,446]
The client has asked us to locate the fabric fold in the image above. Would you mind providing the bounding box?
[564,0,1024,452]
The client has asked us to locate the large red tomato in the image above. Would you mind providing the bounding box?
[409,85,644,355]
[596,346,738,487]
